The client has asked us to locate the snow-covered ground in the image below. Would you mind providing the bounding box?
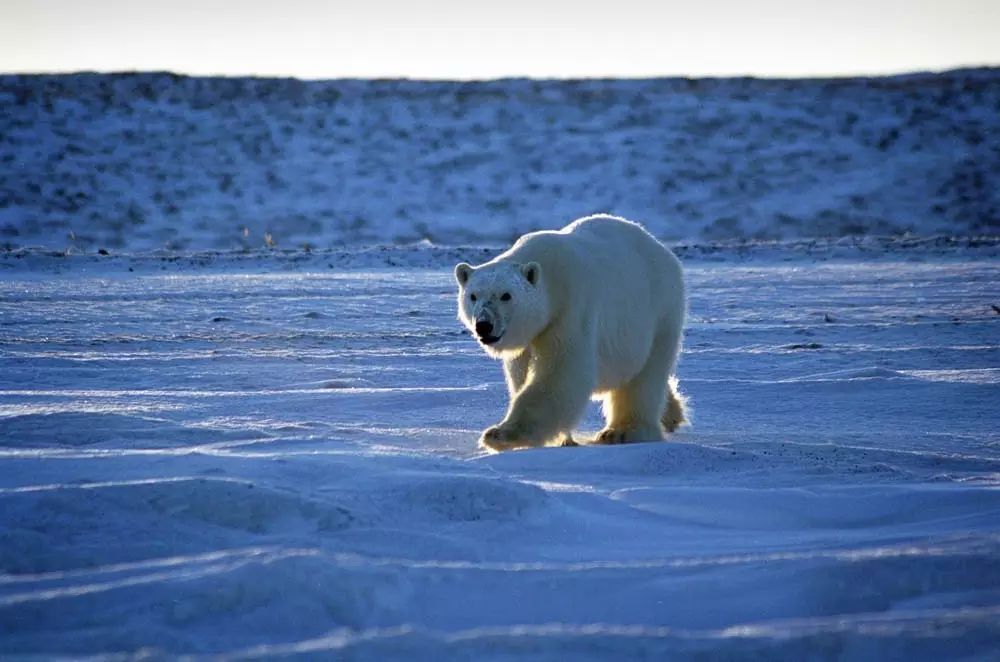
[1,67,998,658]
[1,70,998,252]
[1,244,998,659]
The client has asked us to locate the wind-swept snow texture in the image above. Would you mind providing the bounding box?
[1,247,998,659]
[1,69,998,251]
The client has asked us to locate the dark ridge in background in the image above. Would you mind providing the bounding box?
[1,69,998,251]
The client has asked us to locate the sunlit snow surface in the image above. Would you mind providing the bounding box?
[1,248,998,659]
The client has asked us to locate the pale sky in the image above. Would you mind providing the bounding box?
[2,0,998,79]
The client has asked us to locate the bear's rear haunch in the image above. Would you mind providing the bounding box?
[455,214,687,452]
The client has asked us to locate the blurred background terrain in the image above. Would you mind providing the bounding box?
[2,69,998,252]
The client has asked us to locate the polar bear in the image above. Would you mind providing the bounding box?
[455,214,687,452]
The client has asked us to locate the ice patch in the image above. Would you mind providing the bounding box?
[0,411,254,448]
[900,368,1000,384]
[780,366,911,382]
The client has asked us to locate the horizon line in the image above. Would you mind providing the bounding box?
[3,63,999,84]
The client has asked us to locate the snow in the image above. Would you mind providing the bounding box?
[1,66,998,657]
[1,70,998,252]
[1,245,998,659]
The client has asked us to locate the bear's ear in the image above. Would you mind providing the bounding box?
[455,262,474,286]
[521,262,541,286]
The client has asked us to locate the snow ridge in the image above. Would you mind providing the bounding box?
[1,70,998,251]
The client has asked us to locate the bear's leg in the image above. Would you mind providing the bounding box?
[662,376,688,433]
[503,349,531,397]
[556,433,578,447]
[596,330,678,444]
[480,333,595,451]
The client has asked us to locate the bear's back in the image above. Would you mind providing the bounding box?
[550,215,677,280]
[505,215,681,319]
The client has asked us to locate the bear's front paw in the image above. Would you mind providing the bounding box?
[595,424,664,445]
[595,427,629,445]
[556,433,579,447]
[479,425,528,452]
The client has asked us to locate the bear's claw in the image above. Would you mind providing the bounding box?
[595,428,629,444]
[479,425,523,451]
[595,424,665,445]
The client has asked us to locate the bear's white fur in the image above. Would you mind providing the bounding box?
[455,214,687,452]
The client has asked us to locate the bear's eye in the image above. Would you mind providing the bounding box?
[470,294,477,302]
[500,292,512,301]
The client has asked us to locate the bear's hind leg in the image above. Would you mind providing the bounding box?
[596,331,676,444]
[662,376,688,433]
[556,433,578,447]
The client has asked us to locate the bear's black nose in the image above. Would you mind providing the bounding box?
[475,320,494,339]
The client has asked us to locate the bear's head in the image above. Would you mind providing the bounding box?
[454,260,549,357]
